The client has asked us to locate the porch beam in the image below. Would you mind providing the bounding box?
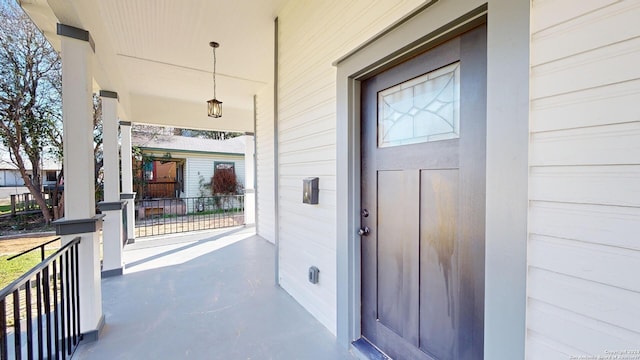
[99,91,125,276]
[56,23,104,340]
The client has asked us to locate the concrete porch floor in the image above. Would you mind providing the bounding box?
[73,227,357,360]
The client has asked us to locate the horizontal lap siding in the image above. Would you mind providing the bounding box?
[256,84,276,243]
[276,0,424,333]
[185,156,245,198]
[528,0,640,358]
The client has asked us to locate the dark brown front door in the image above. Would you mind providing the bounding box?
[360,24,486,360]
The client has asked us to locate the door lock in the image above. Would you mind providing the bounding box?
[358,227,370,236]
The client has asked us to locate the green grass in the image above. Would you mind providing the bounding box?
[0,204,11,215]
[0,250,55,289]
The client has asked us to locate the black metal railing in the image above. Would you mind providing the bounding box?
[6,237,61,263]
[134,195,245,238]
[0,237,81,360]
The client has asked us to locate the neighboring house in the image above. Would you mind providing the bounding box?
[132,134,246,199]
[0,165,25,187]
[41,158,63,190]
[0,146,62,188]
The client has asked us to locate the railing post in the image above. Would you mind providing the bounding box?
[42,265,52,358]
[10,195,16,216]
[0,299,6,359]
[13,291,21,359]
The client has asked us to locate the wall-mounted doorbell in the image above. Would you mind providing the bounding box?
[303,177,319,204]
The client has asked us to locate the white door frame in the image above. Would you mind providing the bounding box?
[334,1,530,359]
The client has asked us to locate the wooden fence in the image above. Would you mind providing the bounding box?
[8,193,55,216]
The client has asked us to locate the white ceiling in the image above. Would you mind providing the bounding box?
[19,0,286,132]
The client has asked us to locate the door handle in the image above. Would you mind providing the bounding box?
[358,227,370,236]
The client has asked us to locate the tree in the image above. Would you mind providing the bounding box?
[93,95,104,203]
[134,124,243,142]
[211,169,240,195]
[172,127,243,140]
[0,1,62,222]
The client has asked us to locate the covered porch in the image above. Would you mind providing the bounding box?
[14,0,636,359]
[13,0,526,358]
[73,227,355,359]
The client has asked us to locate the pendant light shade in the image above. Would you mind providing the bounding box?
[207,41,222,118]
[207,98,223,118]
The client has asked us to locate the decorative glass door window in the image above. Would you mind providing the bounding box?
[378,61,460,148]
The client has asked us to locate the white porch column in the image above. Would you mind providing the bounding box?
[119,121,136,243]
[53,23,104,341]
[98,91,125,277]
[244,134,255,225]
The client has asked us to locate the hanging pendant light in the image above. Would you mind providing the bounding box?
[207,41,223,118]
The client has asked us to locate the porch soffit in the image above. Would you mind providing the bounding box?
[19,0,288,132]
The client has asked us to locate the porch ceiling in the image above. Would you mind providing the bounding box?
[19,0,285,132]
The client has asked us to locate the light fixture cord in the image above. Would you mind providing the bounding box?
[212,46,217,99]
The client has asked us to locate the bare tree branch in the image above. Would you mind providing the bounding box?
[0,1,63,222]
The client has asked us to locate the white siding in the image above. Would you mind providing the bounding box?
[256,83,276,243]
[0,170,25,187]
[185,155,245,198]
[276,0,425,334]
[528,0,640,357]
